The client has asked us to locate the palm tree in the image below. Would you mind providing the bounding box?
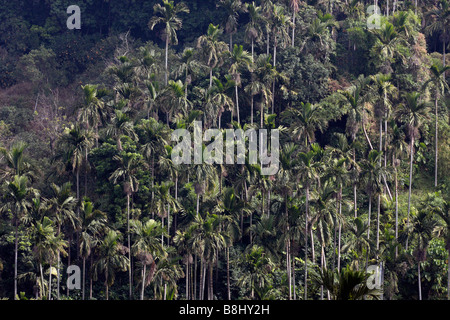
[217,0,246,50]
[47,182,78,300]
[425,0,450,66]
[159,79,192,125]
[106,108,138,152]
[370,21,407,73]
[0,175,35,299]
[79,84,106,148]
[270,4,292,112]
[138,117,170,203]
[229,44,253,125]
[196,24,230,88]
[244,2,264,61]
[79,199,107,300]
[297,144,322,299]
[289,0,300,46]
[422,63,450,187]
[237,244,274,299]
[130,219,167,300]
[29,215,67,300]
[151,181,180,245]
[339,75,374,150]
[282,102,327,147]
[0,141,34,180]
[94,230,129,300]
[409,210,436,300]
[213,187,243,299]
[342,217,371,269]
[313,265,381,300]
[187,213,227,300]
[175,47,207,97]
[395,92,430,249]
[360,149,384,248]
[149,0,190,85]
[109,151,144,299]
[429,192,450,299]
[244,54,274,127]
[209,76,235,128]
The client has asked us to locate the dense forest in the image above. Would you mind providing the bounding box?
[0,0,449,301]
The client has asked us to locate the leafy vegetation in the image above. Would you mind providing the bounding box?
[0,0,449,300]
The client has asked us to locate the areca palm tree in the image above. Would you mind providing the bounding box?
[370,22,407,73]
[244,2,264,60]
[130,219,166,300]
[297,144,322,299]
[282,102,327,147]
[409,210,436,300]
[159,79,192,125]
[47,182,78,299]
[109,151,144,299]
[138,117,170,203]
[0,175,35,299]
[360,149,385,249]
[175,47,207,97]
[79,84,106,148]
[313,265,381,300]
[244,54,274,127]
[79,199,107,300]
[425,0,450,66]
[29,215,67,300]
[0,141,34,180]
[229,44,253,125]
[94,230,129,300]
[342,217,371,270]
[429,192,450,299]
[217,0,246,50]
[395,92,431,249]
[196,24,230,88]
[339,75,374,150]
[422,63,450,187]
[149,0,190,85]
[209,76,235,128]
[106,108,138,152]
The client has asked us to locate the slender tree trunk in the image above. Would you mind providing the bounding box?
[368,193,372,240]
[165,34,169,86]
[141,263,146,300]
[186,259,189,300]
[127,193,132,299]
[90,254,93,299]
[226,247,231,300]
[199,259,204,300]
[48,264,52,300]
[406,137,414,250]
[266,29,270,55]
[394,159,399,259]
[377,194,381,251]
[435,96,438,187]
[209,68,213,88]
[292,13,296,46]
[304,184,309,300]
[14,215,18,300]
[447,248,450,300]
[353,149,358,218]
[40,263,44,299]
[235,85,240,125]
[82,257,86,300]
[418,261,422,300]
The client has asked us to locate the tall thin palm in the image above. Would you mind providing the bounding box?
[149,0,190,85]
[395,92,430,250]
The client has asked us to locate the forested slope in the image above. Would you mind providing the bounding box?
[0,0,449,300]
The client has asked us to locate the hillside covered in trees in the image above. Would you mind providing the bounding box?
[0,0,449,301]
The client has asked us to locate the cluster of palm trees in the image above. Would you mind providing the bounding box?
[0,0,449,301]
